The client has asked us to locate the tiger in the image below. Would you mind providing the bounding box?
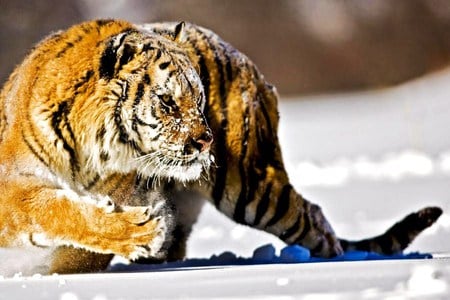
[0,19,442,275]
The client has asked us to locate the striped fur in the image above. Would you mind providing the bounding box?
[0,19,442,274]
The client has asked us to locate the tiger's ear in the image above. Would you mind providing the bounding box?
[173,21,186,43]
[99,31,138,80]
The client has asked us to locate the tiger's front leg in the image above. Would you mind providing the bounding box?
[0,180,168,273]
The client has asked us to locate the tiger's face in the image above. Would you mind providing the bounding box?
[97,30,213,182]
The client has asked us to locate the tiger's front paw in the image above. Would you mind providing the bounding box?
[122,205,169,260]
[92,204,169,260]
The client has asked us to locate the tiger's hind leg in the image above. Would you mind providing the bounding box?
[209,79,441,257]
[248,85,343,257]
[232,167,344,258]
[49,247,113,274]
[208,80,344,257]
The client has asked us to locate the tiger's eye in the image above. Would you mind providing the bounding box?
[158,94,177,112]
[161,94,171,103]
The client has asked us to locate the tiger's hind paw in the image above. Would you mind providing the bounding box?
[303,204,344,258]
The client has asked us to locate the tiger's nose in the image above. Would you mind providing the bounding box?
[185,131,213,154]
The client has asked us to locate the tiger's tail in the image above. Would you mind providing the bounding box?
[339,206,442,255]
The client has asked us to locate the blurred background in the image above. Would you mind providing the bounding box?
[1,0,450,95]
[0,0,449,259]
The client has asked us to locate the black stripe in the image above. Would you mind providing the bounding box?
[80,23,92,34]
[142,43,154,52]
[135,117,158,129]
[150,133,161,141]
[100,151,110,162]
[114,81,130,143]
[132,83,145,131]
[61,102,77,153]
[128,137,141,154]
[74,70,94,90]
[222,43,234,82]
[233,104,252,224]
[117,43,135,73]
[280,218,301,241]
[294,210,311,243]
[258,98,280,169]
[85,173,101,190]
[242,167,261,224]
[56,42,75,58]
[195,50,210,104]
[0,107,7,141]
[259,99,274,135]
[233,167,254,224]
[253,182,272,226]
[159,61,170,70]
[51,99,78,175]
[214,48,227,107]
[22,86,53,168]
[22,130,50,168]
[212,125,228,207]
[91,173,116,194]
[213,68,228,207]
[266,184,292,227]
[144,73,151,84]
[154,49,162,62]
[96,125,106,143]
[96,19,115,27]
[188,31,211,120]
[215,45,235,210]
[96,125,106,159]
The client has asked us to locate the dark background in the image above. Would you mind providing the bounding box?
[1,0,450,95]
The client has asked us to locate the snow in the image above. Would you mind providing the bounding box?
[1,68,450,297]
[1,259,449,299]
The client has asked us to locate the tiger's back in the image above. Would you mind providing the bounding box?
[0,19,442,274]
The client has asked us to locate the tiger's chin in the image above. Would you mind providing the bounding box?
[163,162,206,182]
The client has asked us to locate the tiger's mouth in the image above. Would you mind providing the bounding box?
[135,149,212,182]
[158,152,212,182]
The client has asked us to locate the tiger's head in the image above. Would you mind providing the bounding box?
[89,23,213,182]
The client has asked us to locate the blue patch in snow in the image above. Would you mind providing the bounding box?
[109,244,433,272]
[250,244,432,264]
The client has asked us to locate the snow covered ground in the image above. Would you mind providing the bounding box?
[1,68,450,298]
[3,259,450,299]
